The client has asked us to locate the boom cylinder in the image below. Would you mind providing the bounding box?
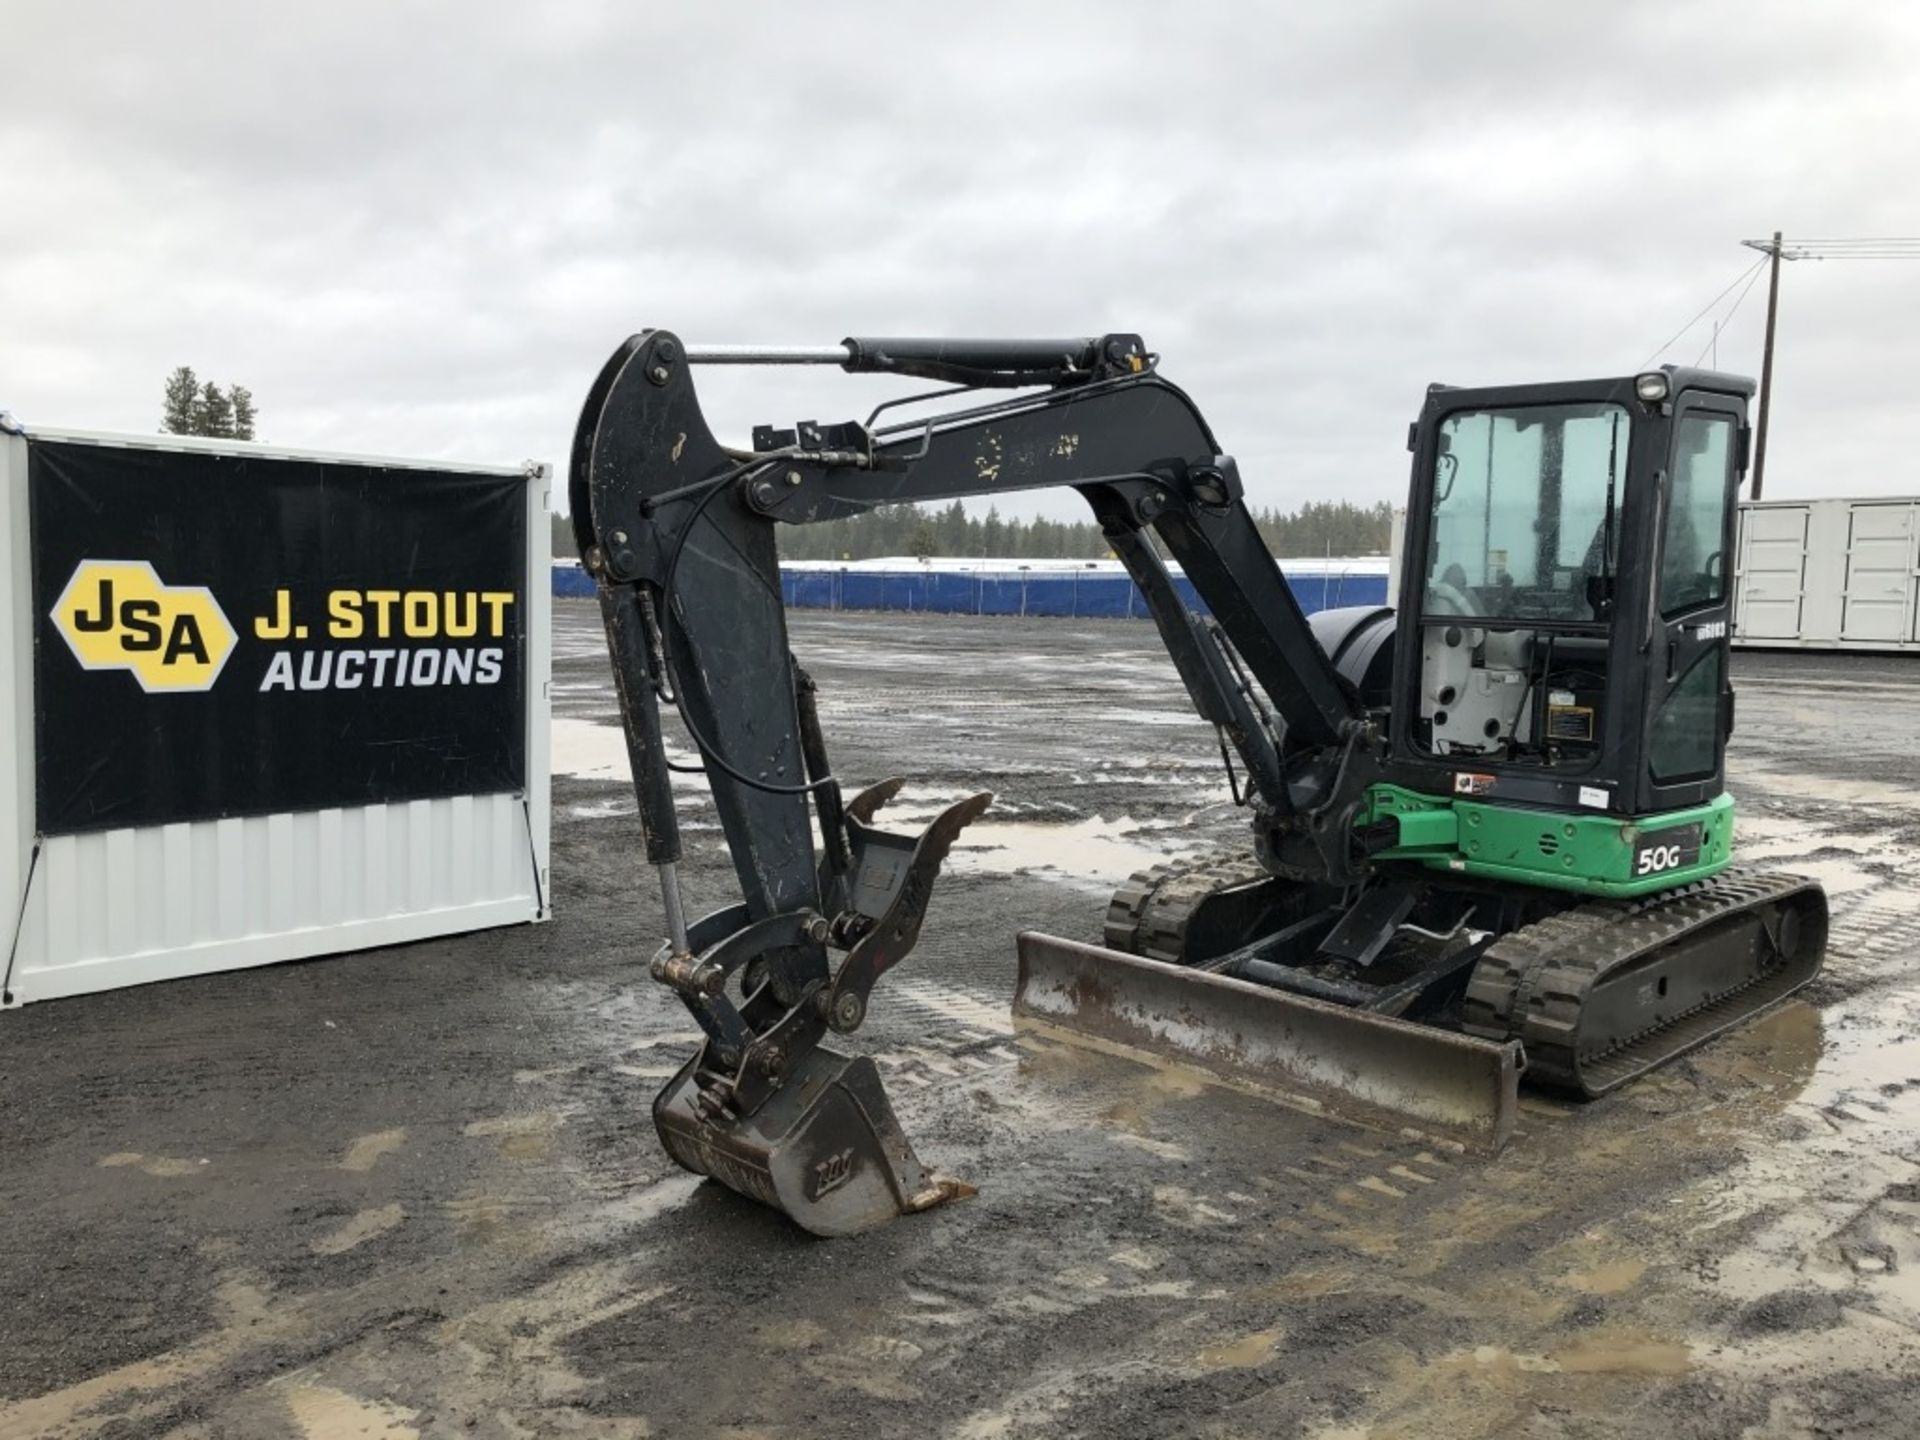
[682,336,1134,388]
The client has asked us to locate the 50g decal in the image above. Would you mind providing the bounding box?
[1632,823,1702,877]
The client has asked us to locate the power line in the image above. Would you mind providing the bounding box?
[1638,255,1768,369]
[1742,236,1920,261]
[1691,260,1769,366]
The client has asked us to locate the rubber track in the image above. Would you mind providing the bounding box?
[1461,865,1825,1096]
[1103,850,1270,963]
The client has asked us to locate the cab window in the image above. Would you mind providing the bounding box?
[1424,403,1630,624]
[1661,413,1734,615]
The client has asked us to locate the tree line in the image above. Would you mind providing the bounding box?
[773,497,1394,562]
[162,366,258,440]
[552,498,1392,561]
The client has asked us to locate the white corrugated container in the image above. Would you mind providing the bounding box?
[1385,494,1920,652]
[1734,496,1920,651]
[1,426,551,1007]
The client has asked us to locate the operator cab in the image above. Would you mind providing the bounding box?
[1391,367,1750,817]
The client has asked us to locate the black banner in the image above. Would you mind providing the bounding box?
[30,440,528,833]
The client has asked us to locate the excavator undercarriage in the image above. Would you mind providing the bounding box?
[1058,851,1825,1115]
[571,331,1827,1236]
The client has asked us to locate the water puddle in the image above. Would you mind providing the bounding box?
[567,797,633,820]
[550,717,630,780]
[1099,707,1211,729]
[1552,1336,1692,1376]
[1679,986,1920,1342]
[311,1204,405,1256]
[1194,1327,1283,1370]
[950,816,1199,883]
[1448,1335,1691,1377]
[1769,856,1888,896]
[338,1128,406,1173]
[1735,770,1920,809]
[550,716,702,787]
[286,1383,420,1439]
[1562,1259,1647,1295]
[97,1152,207,1178]
[1736,821,1905,860]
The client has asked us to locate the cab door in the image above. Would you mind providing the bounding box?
[1640,391,1746,815]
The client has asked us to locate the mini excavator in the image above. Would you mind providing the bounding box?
[571,333,1827,1236]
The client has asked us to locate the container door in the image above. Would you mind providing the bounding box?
[1840,503,1917,642]
[1734,505,1809,641]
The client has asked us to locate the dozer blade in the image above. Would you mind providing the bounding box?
[1014,933,1523,1153]
[654,1044,970,1238]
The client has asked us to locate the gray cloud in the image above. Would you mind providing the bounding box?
[4,2,1917,521]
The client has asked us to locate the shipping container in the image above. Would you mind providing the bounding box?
[1390,496,1920,653]
[2,423,551,1007]
[1734,497,1920,651]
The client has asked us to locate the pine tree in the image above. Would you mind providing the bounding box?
[230,385,257,441]
[161,367,199,434]
[908,519,938,560]
[159,368,263,439]
[937,500,968,556]
[195,382,236,439]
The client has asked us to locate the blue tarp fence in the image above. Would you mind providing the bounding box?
[552,562,1387,618]
[553,563,596,598]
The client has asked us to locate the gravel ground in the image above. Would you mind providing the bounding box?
[3,602,1918,1439]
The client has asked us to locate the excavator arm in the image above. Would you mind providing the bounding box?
[571,331,1383,1234]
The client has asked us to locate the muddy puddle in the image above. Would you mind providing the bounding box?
[1737,768,1920,809]
[552,715,1224,887]
[550,716,704,786]
[1678,987,1920,1327]
[948,815,1201,883]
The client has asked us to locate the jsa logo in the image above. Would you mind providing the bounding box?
[51,560,237,693]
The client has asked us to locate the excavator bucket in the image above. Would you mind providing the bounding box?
[655,1045,970,1238]
[643,784,989,1238]
[1013,933,1523,1153]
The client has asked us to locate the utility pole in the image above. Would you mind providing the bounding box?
[1722,233,1918,499]
[1746,231,1784,500]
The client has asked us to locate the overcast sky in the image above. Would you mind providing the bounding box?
[5,3,1917,522]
